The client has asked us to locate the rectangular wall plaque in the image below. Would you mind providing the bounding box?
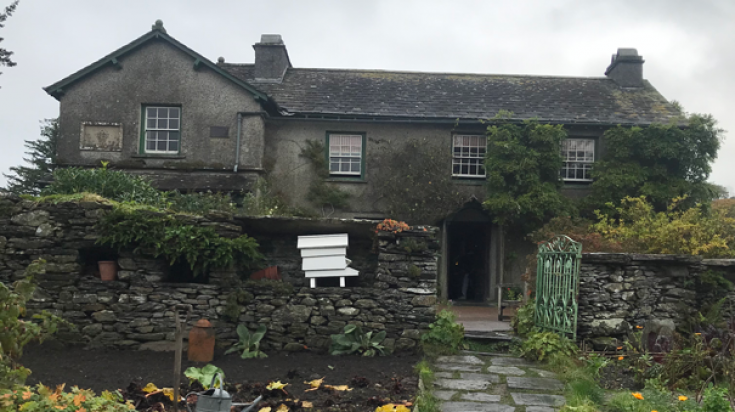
[80,122,123,151]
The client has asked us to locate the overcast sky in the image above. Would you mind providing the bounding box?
[1,0,734,193]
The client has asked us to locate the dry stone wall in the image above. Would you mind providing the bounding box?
[0,194,438,352]
[578,253,735,344]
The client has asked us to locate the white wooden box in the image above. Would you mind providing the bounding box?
[300,247,347,258]
[297,234,349,249]
[302,255,350,271]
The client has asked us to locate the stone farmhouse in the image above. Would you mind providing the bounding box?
[44,20,681,303]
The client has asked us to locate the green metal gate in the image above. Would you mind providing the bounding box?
[535,235,582,339]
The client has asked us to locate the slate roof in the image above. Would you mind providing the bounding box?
[222,64,680,125]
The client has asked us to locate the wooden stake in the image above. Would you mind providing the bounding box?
[173,304,192,412]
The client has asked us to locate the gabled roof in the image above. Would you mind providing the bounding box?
[44,21,269,103]
[221,64,681,126]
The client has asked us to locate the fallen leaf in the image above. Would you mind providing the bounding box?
[162,388,175,402]
[375,404,410,412]
[142,383,159,393]
[304,377,324,392]
[266,381,288,391]
[327,365,334,370]
[324,385,352,391]
[302,401,313,408]
[276,404,289,412]
[258,408,272,412]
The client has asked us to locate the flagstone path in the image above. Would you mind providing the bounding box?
[432,355,566,412]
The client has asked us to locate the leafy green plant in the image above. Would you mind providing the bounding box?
[97,204,263,276]
[0,260,68,388]
[184,364,225,389]
[225,324,267,359]
[329,325,386,357]
[700,385,731,412]
[520,331,578,362]
[420,309,465,355]
[223,290,254,322]
[511,298,536,337]
[166,190,235,214]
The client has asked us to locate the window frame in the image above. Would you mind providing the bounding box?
[451,134,487,179]
[560,137,596,182]
[325,132,367,180]
[139,105,182,155]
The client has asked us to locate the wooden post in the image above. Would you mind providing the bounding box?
[173,304,192,412]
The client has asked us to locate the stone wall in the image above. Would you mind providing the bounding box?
[578,253,735,342]
[0,194,438,352]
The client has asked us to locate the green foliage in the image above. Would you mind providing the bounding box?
[413,360,440,412]
[0,1,19,82]
[239,177,309,217]
[97,205,263,277]
[0,260,68,388]
[166,190,235,214]
[329,324,386,357]
[0,384,134,412]
[408,264,421,278]
[223,290,254,322]
[592,196,735,258]
[184,364,225,389]
[225,324,267,359]
[372,138,464,225]
[420,309,465,355]
[483,117,571,232]
[520,331,578,362]
[42,163,167,206]
[700,385,731,412]
[584,114,723,215]
[528,215,626,253]
[511,299,536,337]
[299,140,351,213]
[4,118,58,195]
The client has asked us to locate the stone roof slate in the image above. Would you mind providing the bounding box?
[221,64,680,125]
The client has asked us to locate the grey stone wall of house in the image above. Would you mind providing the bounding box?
[0,194,438,352]
[55,39,264,191]
[578,253,735,344]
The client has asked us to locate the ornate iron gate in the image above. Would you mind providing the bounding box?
[534,235,582,339]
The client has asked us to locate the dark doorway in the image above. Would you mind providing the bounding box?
[447,221,490,302]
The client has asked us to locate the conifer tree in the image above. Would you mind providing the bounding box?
[4,118,58,195]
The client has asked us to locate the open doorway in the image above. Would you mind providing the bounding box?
[447,222,490,301]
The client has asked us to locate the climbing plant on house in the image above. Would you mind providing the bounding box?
[482,115,571,232]
[583,113,722,215]
[299,140,351,213]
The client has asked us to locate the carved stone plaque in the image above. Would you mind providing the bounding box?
[80,122,123,151]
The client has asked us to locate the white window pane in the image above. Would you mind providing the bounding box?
[169,119,179,130]
[169,107,180,118]
[158,119,168,129]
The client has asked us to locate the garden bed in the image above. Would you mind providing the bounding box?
[22,342,420,411]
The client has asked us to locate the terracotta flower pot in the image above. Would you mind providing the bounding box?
[98,261,117,281]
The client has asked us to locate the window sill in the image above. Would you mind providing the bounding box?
[452,177,486,186]
[132,154,186,159]
[563,181,593,188]
[326,177,367,184]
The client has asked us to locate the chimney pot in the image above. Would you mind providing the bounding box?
[605,48,644,87]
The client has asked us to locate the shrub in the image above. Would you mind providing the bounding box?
[166,190,235,214]
[519,331,578,362]
[0,260,67,388]
[42,163,165,206]
[329,325,386,357]
[592,196,735,258]
[528,215,625,253]
[421,310,465,355]
[225,324,267,359]
[0,384,134,412]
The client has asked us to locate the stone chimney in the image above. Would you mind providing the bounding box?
[253,34,291,82]
[605,48,644,87]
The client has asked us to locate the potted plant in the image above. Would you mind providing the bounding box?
[98,260,117,281]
